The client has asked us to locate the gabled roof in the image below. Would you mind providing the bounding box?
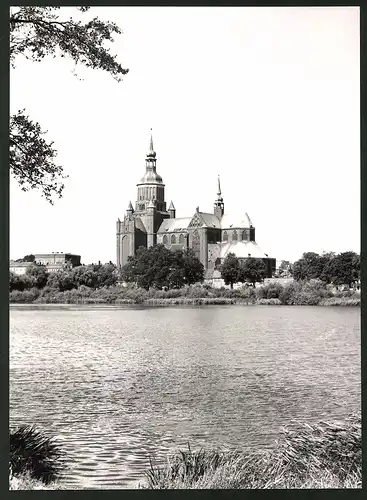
[199,212,221,228]
[220,212,253,229]
[158,217,192,233]
[220,241,270,259]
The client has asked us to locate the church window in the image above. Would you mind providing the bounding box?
[223,231,228,242]
[179,234,184,244]
[163,235,168,244]
[232,230,238,241]
[241,230,248,241]
[171,234,176,244]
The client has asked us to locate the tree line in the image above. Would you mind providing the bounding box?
[10,247,360,293]
[220,251,360,289]
[9,262,118,292]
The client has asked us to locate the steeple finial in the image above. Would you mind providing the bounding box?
[150,128,154,152]
[214,174,224,218]
[146,128,156,159]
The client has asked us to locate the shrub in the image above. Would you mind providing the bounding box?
[256,283,283,300]
[257,298,282,305]
[10,426,66,485]
[9,288,40,303]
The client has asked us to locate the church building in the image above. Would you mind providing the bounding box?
[116,134,275,279]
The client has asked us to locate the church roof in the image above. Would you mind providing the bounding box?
[158,217,192,233]
[199,212,221,228]
[139,170,163,184]
[220,241,270,259]
[220,212,253,229]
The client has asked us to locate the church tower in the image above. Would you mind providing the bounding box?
[135,130,170,248]
[214,175,224,219]
[135,131,167,214]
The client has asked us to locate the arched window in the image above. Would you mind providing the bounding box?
[223,231,228,242]
[232,230,238,241]
[163,235,168,244]
[241,230,248,241]
[179,234,184,244]
[171,234,176,244]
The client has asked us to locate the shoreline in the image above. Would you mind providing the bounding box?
[9,281,360,307]
[9,297,360,307]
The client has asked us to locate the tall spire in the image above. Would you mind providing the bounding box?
[150,129,154,152]
[217,175,221,197]
[214,174,224,218]
[146,128,156,159]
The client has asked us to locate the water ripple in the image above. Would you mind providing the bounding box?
[10,305,360,489]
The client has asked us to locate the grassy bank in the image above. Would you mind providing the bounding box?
[140,412,361,489]
[9,413,361,490]
[9,280,360,306]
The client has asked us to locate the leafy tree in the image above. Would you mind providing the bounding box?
[220,253,240,289]
[121,245,204,290]
[95,263,118,288]
[238,258,267,287]
[10,6,128,203]
[70,265,98,288]
[179,249,204,287]
[15,254,35,263]
[324,251,360,288]
[25,263,49,288]
[293,252,330,282]
[46,269,76,291]
[9,272,33,291]
[278,260,292,277]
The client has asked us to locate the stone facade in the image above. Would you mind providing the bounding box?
[116,134,275,276]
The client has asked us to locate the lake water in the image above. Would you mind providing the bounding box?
[10,304,360,489]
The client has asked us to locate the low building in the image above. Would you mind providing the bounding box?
[34,253,81,267]
[10,253,81,276]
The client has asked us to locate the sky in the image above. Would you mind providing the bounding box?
[10,6,360,264]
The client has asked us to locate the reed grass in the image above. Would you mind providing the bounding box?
[141,412,361,489]
[10,425,67,486]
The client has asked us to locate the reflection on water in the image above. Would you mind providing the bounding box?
[10,304,360,489]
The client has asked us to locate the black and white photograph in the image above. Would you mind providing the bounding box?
[8,5,360,490]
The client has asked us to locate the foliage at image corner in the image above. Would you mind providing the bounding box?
[10,6,128,204]
[9,425,67,486]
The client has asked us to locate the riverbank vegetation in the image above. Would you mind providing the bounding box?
[9,247,360,306]
[141,412,361,489]
[9,279,360,306]
[10,413,360,489]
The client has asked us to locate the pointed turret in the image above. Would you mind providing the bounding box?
[214,174,224,218]
[217,175,222,199]
[146,128,156,159]
[168,200,176,219]
[126,200,134,219]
